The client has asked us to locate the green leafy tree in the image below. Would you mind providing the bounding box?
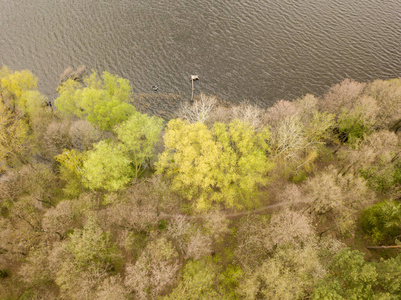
[82,141,133,191]
[360,201,401,244]
[376,253,401,295]
[59,111,163,193]
[156,119,273,211]
[165,258,242,300]
[115,112,163,177]
[54,71,135,130]
[312,249,377,300]
[54,79,83,117]
[164,258,218,300]
[66,216,122,269]
[337,96,379,145]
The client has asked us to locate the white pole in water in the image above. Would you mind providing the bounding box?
[190,75,199,101]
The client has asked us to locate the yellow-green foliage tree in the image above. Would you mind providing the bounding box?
[0,67,50,172]
[164,257,242,300]
[0,101,29,172]
[54,71,135,131]
[115,112,164,177]
[56,111,163,193]
[0,66,49,127]
[156,119,273,211]
[82,141,133,191]
[1,66,54,156]
[55,149,86,196]
[0,66,38,113]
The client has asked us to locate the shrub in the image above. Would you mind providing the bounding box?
[0,269,10,278]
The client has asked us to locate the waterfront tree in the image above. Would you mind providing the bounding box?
[156,119,273,211]
[115,112,164,177]
[55,71,135,130]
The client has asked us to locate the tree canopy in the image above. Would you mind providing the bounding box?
[82,141,133,191]
[115,112,163,177]
[3,67,401,300]
[54,71,135,130]
[157,119,273,211]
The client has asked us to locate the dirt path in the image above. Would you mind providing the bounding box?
[159,201,306,220]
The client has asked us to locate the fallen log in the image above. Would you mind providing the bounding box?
[367,245,401,250]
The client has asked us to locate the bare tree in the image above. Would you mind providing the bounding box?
[294,94,319,122]
[44,120,72,158]
[185,229,213,259]
[107,187,160,234]
[124,237,180,299]
[264,99,298,127]
[68,120,101,151]
[364,78,401,130]
[42,200,81,240]
[96,276,128,300]
[206,105,232,125]
[235,215,271,268]
[166,215,191,252]
[304,165,372,234]
[230,101,265,130]
[267,209,316,251]
[270,116,310,171]
[204,210,230,241]
[178,94,217,124]
[320,79,366,114]
[339,130,399,176]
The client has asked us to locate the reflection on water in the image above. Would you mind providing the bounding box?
[0,0,400,106]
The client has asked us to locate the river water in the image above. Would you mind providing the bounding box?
[1,0,400,107]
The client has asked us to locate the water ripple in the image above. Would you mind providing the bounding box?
[0,0,400,106]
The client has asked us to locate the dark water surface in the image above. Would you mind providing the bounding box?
[1,0,400,106]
